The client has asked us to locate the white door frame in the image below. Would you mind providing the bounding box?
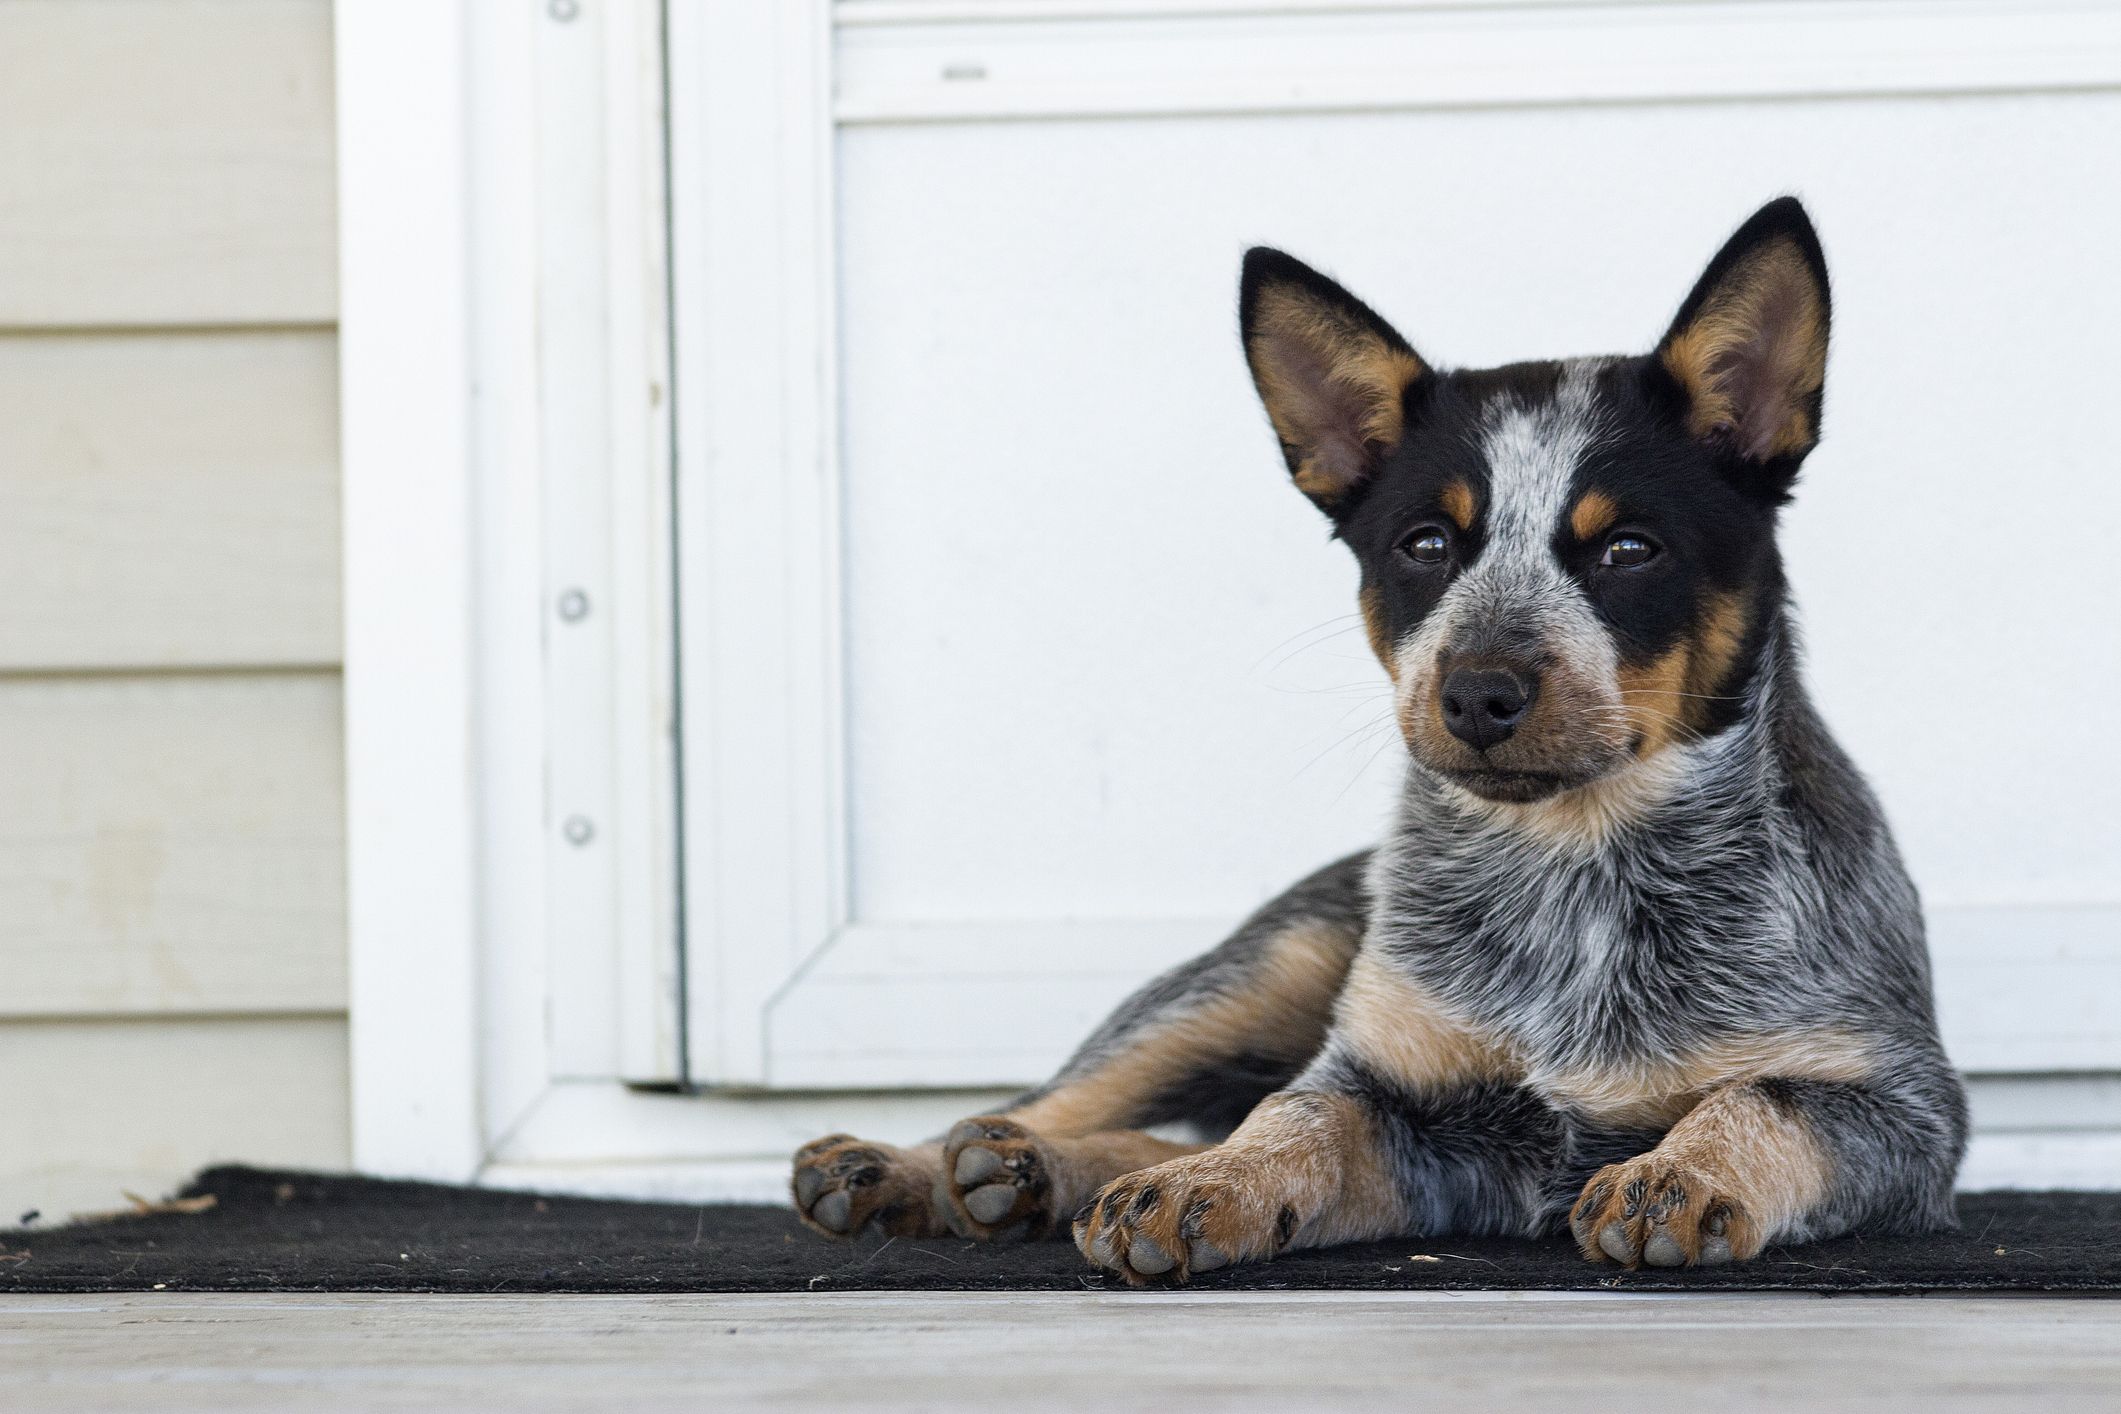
[340,0,2121,1195]
[338,0,683,1182]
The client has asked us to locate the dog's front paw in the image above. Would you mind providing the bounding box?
[940,1117,1061,1241]
[790,1134,947,1239]
[1072,1157,1277,1287]
[1570,1156,1759,1268]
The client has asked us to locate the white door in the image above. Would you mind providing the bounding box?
[667,0,2121,1115]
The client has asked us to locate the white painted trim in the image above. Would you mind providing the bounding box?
[483,1098,2121,1203]
[752,905,2121,1091]
[764,920,1222,1089]
[1928,905,2121,1074]
[479,1076,2121,1201]
[465,0,556,1172]
[340,0,679,1181]
[834,0,2121,124]
[533,0,683,1084]
[483,1128,2121,1202]
[1958,1132,2121,1192]
[669,0,846,1086]
[599,5,686,1086]
[490,1137,2121,1203]
[336,0,484,1182]
[838,0,1655,21]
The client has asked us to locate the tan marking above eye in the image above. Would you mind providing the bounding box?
[1569,489,1619,542]
[1439,480,1477,531]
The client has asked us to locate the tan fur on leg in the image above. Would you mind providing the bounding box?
[1570,1081,1834,1268]
[1010,919,1359,1139]
[793,911,1357,1243]
[1329,949,1519,1093]
[1073,1090,1406,1285]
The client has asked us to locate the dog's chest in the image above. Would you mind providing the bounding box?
[1372,796,1804,1069]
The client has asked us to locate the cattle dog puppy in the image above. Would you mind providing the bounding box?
[791,198,1967,1281]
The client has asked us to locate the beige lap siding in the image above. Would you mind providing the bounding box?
[0,331,340,672]
[0,0,335,327]
[0,673,345,1019]
[0,0,346,1222]
[0,1018,349,1225]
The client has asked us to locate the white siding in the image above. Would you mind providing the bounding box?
[0,673,345,1019]
[0,0,336,327]
[0,0,345,1221]
[0,332,341,670]
[0,1018,349,1224]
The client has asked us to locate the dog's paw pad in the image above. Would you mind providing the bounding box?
[963,1184,1021,1225]
[789,1135,943,1240]
[1126,1234,1175,1275]
[811,1188,854,1233]
[1571,1158,1757,1270]
[952,1146,1005,1186]
[940,1117,1055,1241]
[1072,1161,1271,1287]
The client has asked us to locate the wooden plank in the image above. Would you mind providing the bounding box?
[0,1016,348,1226]
[0,672,346,1019]
[2,1292,2119,1411]
[0,0,335,327]
[0,331,340,671]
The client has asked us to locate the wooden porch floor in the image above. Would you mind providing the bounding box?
[4,1290,2116,1411]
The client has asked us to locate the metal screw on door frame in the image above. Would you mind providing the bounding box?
[557,588,590,623]
[562,815,596,847]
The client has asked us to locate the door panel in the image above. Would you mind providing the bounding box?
[675,4,2121,1090]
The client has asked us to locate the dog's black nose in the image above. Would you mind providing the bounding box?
[1441,669,1533,751]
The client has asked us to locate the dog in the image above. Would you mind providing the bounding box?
[790,197,1967,1283]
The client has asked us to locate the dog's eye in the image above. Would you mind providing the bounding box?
[1600,533,1659,568]
[1398,527,1451,566]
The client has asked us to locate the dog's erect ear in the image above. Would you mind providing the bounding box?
[1241,248,1427,514]
[1657,198,1831,468]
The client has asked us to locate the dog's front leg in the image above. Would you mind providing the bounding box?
[1073,948,1533,1285]
[1569,1058,1965,1268]
[1070,1087,1407,1284]
[792,855,1369,1243]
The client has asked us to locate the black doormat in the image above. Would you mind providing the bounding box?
[3,1167,2116,1295]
